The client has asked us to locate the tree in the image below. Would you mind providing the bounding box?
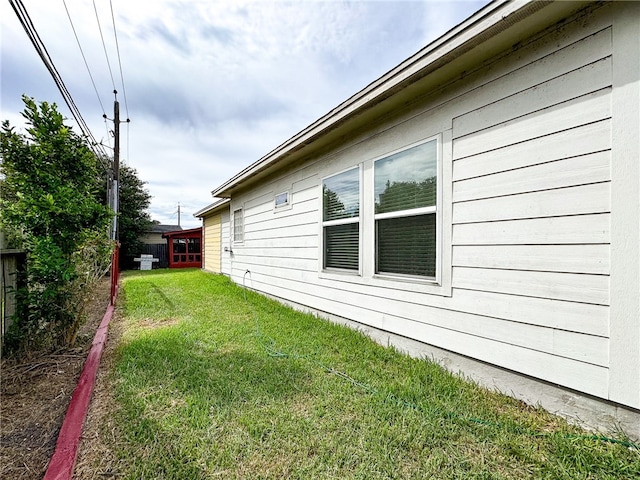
[117,165,152,269]
[0,95,113,354]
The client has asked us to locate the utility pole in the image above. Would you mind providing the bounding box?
[113,92,120,241]
[106,90,129,241]
[177,202,181,227]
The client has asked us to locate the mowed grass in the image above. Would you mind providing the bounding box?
[106,269,639,479]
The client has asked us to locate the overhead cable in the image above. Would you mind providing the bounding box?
[93,0,116,92]
[62,0,106,115]
[110,0,129,120]
[109,0,131,164]
[8,0,109,161]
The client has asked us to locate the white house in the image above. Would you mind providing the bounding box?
[206,0,639,437]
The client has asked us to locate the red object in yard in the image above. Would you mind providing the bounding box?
[162,227,203,268]
[43,245,119,480]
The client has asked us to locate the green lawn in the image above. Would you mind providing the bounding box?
[105,269,639,479]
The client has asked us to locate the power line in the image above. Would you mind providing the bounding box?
[110,0,129,120]
[109,0,131,165]
[93,0,116,92]
[62,0,106,115]
[8,0,108,162]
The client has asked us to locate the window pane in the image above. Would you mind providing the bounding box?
[233,209,243,242]
[275,192,289,206]
[323,168,359,221]
[375,140,437,214]
[324,223,359,270]
[376,214,436,277]
[188,238,201,253]
[173,238,186,253]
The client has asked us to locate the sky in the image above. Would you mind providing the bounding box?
[2,0,490,228]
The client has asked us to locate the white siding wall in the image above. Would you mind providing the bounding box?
[227,4,638,409]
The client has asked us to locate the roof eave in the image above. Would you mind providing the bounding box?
[194,198,231,218]
[211,0,591,197]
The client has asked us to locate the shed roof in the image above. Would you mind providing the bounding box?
[148,224,182,234]
[161,227,202,239]
[210,0,591,198]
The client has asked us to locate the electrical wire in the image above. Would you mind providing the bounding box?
[62,0,106,115]
[110,0,129,120]
[109,0,131,164]
[8,0,109,162]
[93,0,116,92]
[241,270,640,451]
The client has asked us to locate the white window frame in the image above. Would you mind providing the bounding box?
[372,136,441,284]
[273,191,289,208]
[320,165,362,274]
[233,208,244,244]
[318,131,451,297]
[274,191,292,211]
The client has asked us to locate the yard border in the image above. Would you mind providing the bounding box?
[44,251,119,480]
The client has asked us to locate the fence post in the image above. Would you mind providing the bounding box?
[110,242,120,306]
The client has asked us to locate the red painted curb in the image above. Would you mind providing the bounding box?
[43,301,116,480]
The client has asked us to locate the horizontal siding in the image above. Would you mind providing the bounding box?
[221,210,231,275]
[452,214,610,245]
[239,270,609,396]
[452,119,610,181]
[452,87,611,160]
[204,213,221,273]
[453,150,610,202]
[452,244,609,275]
[228,4,616,404]
[453,55,611,139]
[235,261,609,337]
[453,182,610,224]
[452,267,609,306]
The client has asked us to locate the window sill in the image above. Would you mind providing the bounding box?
[318,269,451,297]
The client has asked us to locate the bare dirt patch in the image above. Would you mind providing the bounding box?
[1,278,112,480]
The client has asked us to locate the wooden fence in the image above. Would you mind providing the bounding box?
[1,249,26,352]
[141,243,168,268]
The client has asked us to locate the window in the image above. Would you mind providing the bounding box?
[173,238,187,254]
[322,167,360,271]
[274,191,289,208]
[374,139,438,278]
[187,238,201,254]
[233,208,244,243]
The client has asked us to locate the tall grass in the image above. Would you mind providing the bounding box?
[106,269,639,479]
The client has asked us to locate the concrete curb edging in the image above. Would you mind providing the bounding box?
[43,302,115,480]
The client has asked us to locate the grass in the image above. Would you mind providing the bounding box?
[103,269,639,479]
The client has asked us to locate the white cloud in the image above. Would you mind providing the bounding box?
[2,0,490,229]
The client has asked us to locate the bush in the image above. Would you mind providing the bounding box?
[0,96,113,356]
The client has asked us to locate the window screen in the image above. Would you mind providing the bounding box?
[374,139,437,278]
[322,167,359,271]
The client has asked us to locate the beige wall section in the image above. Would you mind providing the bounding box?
[140,232,165,244]
[203,213,222,273]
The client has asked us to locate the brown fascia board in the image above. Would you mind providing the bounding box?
[211,0,592,198]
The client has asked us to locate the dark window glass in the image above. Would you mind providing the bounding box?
[173,239,187,253]
[188,238,201,253]
[324,223,359,271]
[323,168,359,222]
[376,214,436,277]
[374,140,437,214]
